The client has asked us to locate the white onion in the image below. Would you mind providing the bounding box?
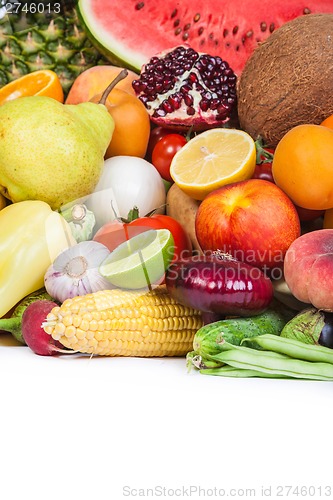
[44,241,113,303]
[85,156,166,230]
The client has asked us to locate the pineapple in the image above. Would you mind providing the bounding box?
[0,0,109,95]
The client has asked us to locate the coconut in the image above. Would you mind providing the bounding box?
[237,13,333,148]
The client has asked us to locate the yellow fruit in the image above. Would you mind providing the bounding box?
[169,128,256,200]
[0,70,64,104]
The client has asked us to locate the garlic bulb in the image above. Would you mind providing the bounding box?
[60,203,96,242]
[44,241,113,303]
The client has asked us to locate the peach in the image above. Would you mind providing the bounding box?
[284,229,333,311]
[195,179,300,274]
[65,65,139,104]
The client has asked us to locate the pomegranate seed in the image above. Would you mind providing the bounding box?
[161,100,173,113]
[189,72,198,83]
[153,108,167,118]
[168,95,181,110]
[210,98,220,110]
[184,94,194,106]
[200,99,210,111]
[132,45,237,130]
[180,84,192,94]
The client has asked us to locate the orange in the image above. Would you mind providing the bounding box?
[90,88,150,158]
[0,70,64,105]
[272,124,333,211]
[320,114,333,130]
[169,128,256,200]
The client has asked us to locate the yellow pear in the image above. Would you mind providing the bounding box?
[0,95,114,209]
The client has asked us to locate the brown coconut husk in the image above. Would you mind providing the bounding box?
[237,13,333,148]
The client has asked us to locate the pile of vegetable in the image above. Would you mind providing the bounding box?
[188,307,333,381]
[1,8,333,386]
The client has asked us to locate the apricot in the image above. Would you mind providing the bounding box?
[65,65,138,104]
[90,88,150,158]
[284,229,333,311]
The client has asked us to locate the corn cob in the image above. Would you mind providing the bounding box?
[43,285,203,357]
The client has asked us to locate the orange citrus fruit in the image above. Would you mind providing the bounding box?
[169,128,256,200]
[0,70,64,105]
[272,124,333,210]
[320,114,333,130]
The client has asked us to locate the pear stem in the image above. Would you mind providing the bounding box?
[98,69,129,105]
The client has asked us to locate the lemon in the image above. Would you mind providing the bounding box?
[99,229,174,289]
[169,128,256,200]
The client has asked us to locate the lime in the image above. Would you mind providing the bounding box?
[99,229,174,289]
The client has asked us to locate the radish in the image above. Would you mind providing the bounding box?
[22,300,72,356]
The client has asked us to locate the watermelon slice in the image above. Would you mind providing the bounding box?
[77,0,333,75]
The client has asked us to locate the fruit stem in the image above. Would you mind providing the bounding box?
[255,137,274,164]
[99,69,129,105]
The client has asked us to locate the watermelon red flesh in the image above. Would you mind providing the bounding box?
[77,0,333,76]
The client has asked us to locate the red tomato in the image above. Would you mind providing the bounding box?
[146,126,175,160]
[152,134,187,182]
[93,214,192,261]
[252,162,274,182]
[252,144,275,182]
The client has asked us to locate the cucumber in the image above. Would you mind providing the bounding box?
[192,301,296,360]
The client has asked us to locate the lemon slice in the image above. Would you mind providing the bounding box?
[99,229,174,290]
[170,128,256,200]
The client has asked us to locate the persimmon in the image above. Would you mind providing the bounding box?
[272,124,333,210]
[90,70,150,158]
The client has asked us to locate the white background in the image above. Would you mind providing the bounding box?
[1,333,332,500]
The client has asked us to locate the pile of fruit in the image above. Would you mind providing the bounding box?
[1,2,333,381]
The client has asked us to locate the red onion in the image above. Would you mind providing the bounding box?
[165,256,274,316]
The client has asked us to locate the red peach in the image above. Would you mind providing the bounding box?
[65,65,139,104]
[284,229,333,311]
[195,179,300,273]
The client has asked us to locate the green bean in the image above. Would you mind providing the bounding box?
[242,334,333,364]
[186,351,224,370]
[200,366,289,378]
[211,343,333,381]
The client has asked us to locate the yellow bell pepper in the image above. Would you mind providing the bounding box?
[0,200,76,318]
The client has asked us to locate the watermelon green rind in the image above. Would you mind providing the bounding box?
[76,0,145,72]
[77,0,333,76]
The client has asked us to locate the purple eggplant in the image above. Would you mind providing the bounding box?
[165,256,274,316]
